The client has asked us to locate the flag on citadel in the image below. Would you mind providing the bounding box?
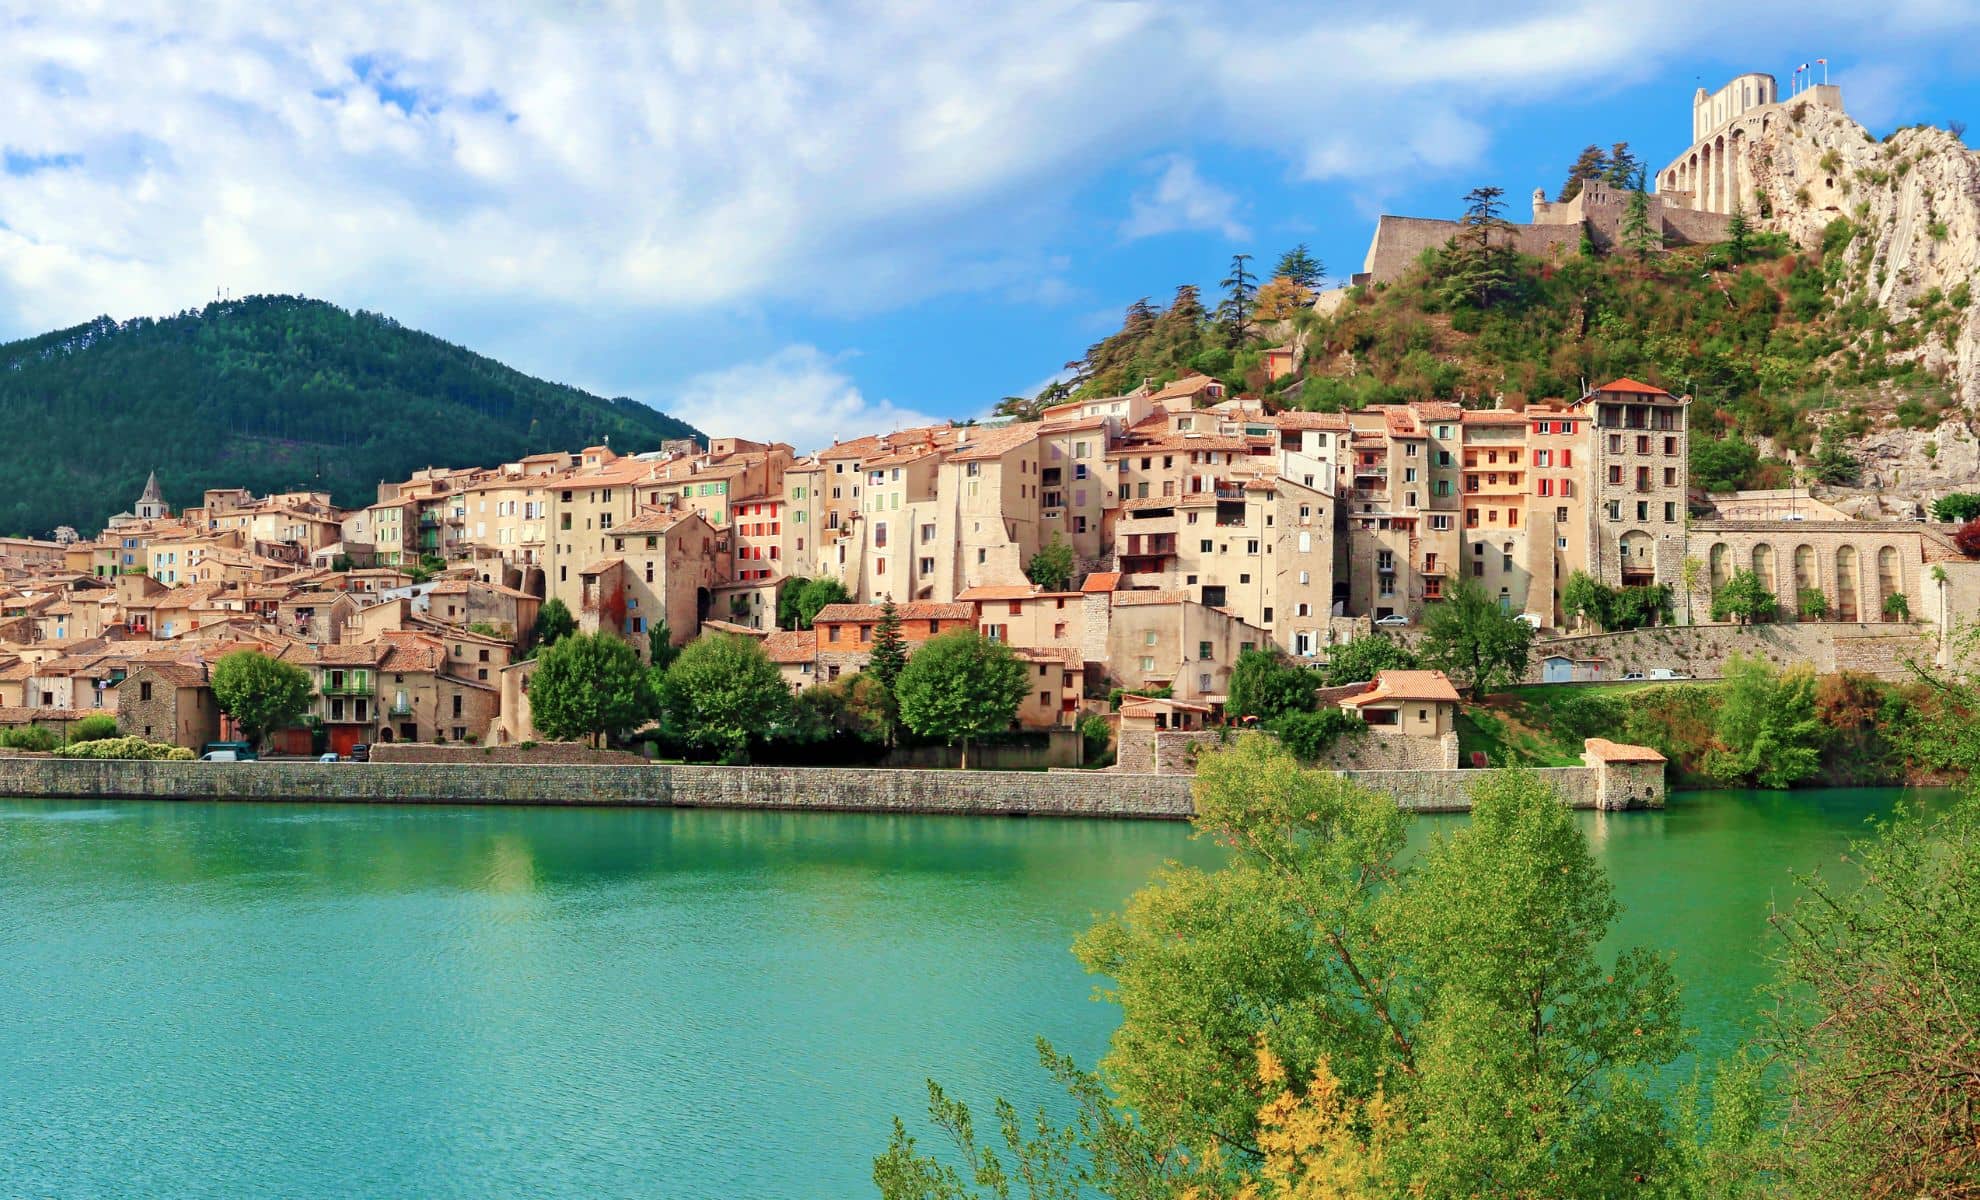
[1798,63,1810,71]
[1815,58,1827,64]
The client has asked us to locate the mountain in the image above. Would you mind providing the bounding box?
[0,296,703,536]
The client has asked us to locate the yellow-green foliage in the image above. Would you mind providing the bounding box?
[53,737,196,760]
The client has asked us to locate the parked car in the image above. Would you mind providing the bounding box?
[1515,613,1543,629]
[200,741,257,761]
[1650,668,1691,680]
[317,752,341,763]
[1374,613,1411,627]
[348,743,371,763]
[1620,670,1646,681]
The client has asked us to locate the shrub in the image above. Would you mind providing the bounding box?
[1931,493,1980,523]
[53,737,195,760]
[0,725,63,752]
[1078,714,1112,764]
[68,714,119,744]
[1267,709,1365,762]
[1799,588,1831,619]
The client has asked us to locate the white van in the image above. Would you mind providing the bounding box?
[1649,668,1691,681]
[198,750,239,762]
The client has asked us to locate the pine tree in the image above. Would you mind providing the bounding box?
[868,598,908,690]
[1217,253,1257,347]
[1601,141,1640,187]
[1272,243,1324,289]
[1557,144,1607,202]
[1727,204,1753,264]
[1620,188,1659,259]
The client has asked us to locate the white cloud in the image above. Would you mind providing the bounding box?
[1120,156,1249,241]
[667,345,941,455]
[0,0,1972,360]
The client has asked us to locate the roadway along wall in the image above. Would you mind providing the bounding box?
[1524,621,1933,683]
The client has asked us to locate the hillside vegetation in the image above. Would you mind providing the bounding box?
[1047,193,1964,493]
[0,296,701,534]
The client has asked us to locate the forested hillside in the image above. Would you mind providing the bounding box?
[0,296,701,535]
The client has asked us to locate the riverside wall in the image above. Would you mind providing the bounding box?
[0,753,1662,819]
[1524,621,1933,683]
[0,758,1195,819]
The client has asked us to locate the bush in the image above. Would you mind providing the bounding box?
[1267,709,1365,762]
[53,737,195,760]
[68,714,119,744]
[1078,714,1113,765]
[1931,493,1980,523]
[0,725,63,752]
[1799,588,1831,619]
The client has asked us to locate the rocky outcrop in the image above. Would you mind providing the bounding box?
[1742,103,1980,407]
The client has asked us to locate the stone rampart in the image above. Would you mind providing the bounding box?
[371,742,646,765]
[0,759,1195,820]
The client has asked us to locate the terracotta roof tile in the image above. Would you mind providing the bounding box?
[761,630,818,664]
[1583,737,1667,763]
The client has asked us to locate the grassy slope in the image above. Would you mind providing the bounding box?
[1458,682,1703,768]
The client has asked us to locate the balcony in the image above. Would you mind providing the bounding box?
[319,675,374,698]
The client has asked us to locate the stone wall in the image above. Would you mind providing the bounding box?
[1341,765,1611,812]
[371,742,647,765]
[1322,730,1460,771]
[1524,621,1933,683]
[1113,729,1226,774]
[1358,216,1582,285]
[0,758,1196,819]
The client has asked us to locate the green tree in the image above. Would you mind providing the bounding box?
[1812,431,1860,485]
[209,649,313,750]
[1024,534,1075,592]
[659,633,791,760]
[1557,143,1607,202]
[1562,569,1610,629]
[1273,243,1325,290]
[867,599,909,692]
[1931,492,1980,523]
[895,630,1028,769]
[781,576,853,630]
[1680,556,1704,625]
[1418,578,1534,699]
[1882,591,1911,621]
[1218,253,1258,346]
[1798,587,1830,619]
[1705,653,1825,788]
[1765,787,1980,1196]
[1318,634,1417,686]
[1727,204,1753,263]
[1602,141,1641,187]
[1620,186,1659,258]
[648,619,679,672]
[1711,567,1778,625]
[1066,737,1687,1190]
[1690,436,1761,492]
[528,631,659,746]
[531,597,576,652]
[1226,648,1316,722]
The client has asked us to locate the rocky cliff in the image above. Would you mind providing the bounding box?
[1746,102,1980,405]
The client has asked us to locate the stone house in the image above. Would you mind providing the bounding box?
[810,601,973,683]
[762,628,820,693]
[1336,670,1460,736]
[1011,646,1085,729]
[115,662,220,749]
[575,508,722,662]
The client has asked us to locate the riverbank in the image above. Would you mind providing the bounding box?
[0,752,1664,817]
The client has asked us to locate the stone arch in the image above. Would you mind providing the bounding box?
[1877,546,1903,618]
[1714,134,1728,213]
[1620,530,1654,580]
[1699,143,1713,212]
[1709,541,1731,591]
[1793,544,1819,617]
[1835,545,1861,622]
[1751,542,1776,596]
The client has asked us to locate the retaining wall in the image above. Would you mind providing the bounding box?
[1525,621,1932,683]
[0,758,1195,819]
[1341,766,1606,812]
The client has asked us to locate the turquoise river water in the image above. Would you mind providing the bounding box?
[0,787,1933,1198]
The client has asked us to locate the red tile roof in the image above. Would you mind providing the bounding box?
[1583,737,1667,763]
[812,602,973,623]
[761,630,818,664]
[1080,572,1121,594]
[1337,670,1461,706]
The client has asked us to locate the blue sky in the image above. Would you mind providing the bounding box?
[2,3,1978,452]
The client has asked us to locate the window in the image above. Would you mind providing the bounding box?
[1664,502,1677,522]
[1199,539,1213,553]
[1664,436,1678,456]
[1608,434,1623,453]
[1609,465,1624,485]
[139,681,152,702]
[1430,514,1452,531]
[1198,641,1213,660]
[1664,467,1678,487]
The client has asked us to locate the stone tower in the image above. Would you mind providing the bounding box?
[135,470,167,521]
